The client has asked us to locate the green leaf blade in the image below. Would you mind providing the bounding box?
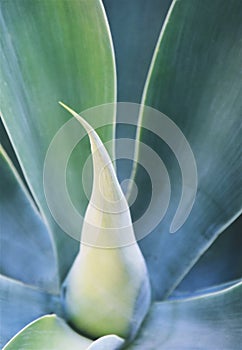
[0,0,116,282]
[0,147,58,293]
[103,0,172,103]
[132,0,242,299]
[0,275,62,348]
[3,315,92,350]
[127,281,242,349]
[60,104,151,340]
[175,216,242,293]
[3,314,124,350]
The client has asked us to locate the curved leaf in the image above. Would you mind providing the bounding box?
[4,314,124,350]
[61,104,150,340]
[0,0,116,283]
[132,0,242,298]
[170,278,242,300]
[0,147,58,292]
[175,215,242,293]
[0,275,62,348]
[0,119,23,180]
[88,335,124,350]
[127,281,242,349]
[103,0,172,183]
[103,0,172,103]
[3,315,92,350]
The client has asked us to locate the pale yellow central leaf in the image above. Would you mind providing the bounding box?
[60,102,151,340]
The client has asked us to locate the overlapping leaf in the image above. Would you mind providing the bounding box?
[103,0,172,103]
[0,0,116,283]
[103,0,172,182]
[3,315,92,350]
[60,104,150,340]
[176,216,242,293]
[127,281,242,349]
[3,314,124,350]
[0,275,61,348]
[131,0,242,299]
[0,147,58,292]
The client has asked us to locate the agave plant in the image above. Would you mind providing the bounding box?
[0,0,242,349]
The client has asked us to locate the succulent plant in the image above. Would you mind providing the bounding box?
[0,0,242,349]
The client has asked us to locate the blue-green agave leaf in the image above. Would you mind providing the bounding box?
[0,275,62,348]
[175,216,242,293]
[88,335,124,350]
[3,314,92,350]
[103,0,172,183]
[0,0,116,283]
[103,0,172,103]
[127,281,242,349]
[3,314,124,350]
[0,120,23,179]
[0,147,58,293]
[170,278,242,300]
[131,0,242,299]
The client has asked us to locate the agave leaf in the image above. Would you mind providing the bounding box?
[0,275,62,348]
[60,103,150,340]
[127,281,242,349]
[3,315,92,350]
[3,314,124,350]
[170,278,242,300]
[131,0,242,298]
[103,0,172,183]
[88,335,124,350]
[103,0,172,103]
[0,119,23,179]
[0,0,116,283]
[175,216,242,293]
[0,146,58,293]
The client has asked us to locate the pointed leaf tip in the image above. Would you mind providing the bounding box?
[61,104,151,340]
[59,102,128,233]
[59,101,93,134]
